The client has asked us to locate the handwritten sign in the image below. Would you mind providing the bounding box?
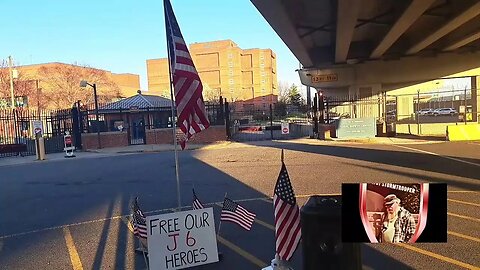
[311,74,338,83]
[146,208,219,270]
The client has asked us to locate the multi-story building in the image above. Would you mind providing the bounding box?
[146,40,278,111]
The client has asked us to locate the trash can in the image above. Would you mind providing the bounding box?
[300,195,362,270]
[386,122,396,137]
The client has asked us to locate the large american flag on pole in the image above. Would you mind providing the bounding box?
[164,0,210,150]
[274,162,301,261]
[132,197,147,239]
[221,198,256,231]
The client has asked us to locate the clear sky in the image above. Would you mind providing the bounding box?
[1,0,302,92]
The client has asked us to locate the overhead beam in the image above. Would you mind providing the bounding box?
[335,0,361,63]
[407,1,480,55]
[371,0,436,59]
[444,30,480,51]
[251,0,313,67]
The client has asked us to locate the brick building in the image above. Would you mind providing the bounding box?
[146,40,278,111]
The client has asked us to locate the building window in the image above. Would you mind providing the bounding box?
[261,88,266,94]
[230,88,234,93]
[260,62,265,67]
[229,79,234,84]
[261,79,265,84]
[229,70,234,76]
[260,54,264,60]
[261,71,266,77]
[263,103,266,108]
[228,62,233,67]
[228,53,233,59]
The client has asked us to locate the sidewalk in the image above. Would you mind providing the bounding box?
[0,136,444,167]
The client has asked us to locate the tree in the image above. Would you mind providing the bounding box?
[0,60,37,108]
[36,63,121,109]
[278,81,291,102]
[202,83,221,103]
[288,85,304,106]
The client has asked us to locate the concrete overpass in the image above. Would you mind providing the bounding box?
[251,0,480,126]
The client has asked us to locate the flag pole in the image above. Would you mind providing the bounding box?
[217,192,228,237]
[281,149,284,163]
[164,0,182,211]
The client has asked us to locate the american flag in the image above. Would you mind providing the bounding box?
[164,0,210,150]
[221,198,256,231]
[274,163,301,261]
[192,189,204,209]
[132,197,147,239]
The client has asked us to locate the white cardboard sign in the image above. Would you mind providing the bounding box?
[281,122,290,134]
[146,208,219,270]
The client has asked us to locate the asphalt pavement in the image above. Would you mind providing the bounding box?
[0,138,478,270]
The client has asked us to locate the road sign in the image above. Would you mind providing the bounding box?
[281,122,289,135]
[147,208,219,270]
[32,120,43,135]
[311,74,338,83]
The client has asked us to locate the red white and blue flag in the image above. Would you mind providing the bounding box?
[132,197,147,239]
[164,0,210,150]
[221,198,256,231]
[192,189,204,209]
[274,162,301,261]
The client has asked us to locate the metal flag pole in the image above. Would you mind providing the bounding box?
[164,0,182,211]
[217,192,228,236]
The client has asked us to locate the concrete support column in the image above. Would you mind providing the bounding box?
[397,96,414,121]
[472,76,478,122]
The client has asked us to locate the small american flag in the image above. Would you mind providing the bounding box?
[192,189,204,209]
[221,198,256,231]
[132,197,147,239]
[274,162,301,261]
[164,0,210,150]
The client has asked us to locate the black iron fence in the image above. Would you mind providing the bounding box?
[0,108,74,157]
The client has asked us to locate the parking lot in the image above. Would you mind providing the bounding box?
[0,139,479,269]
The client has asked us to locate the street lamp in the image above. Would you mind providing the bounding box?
[80,80,101,149]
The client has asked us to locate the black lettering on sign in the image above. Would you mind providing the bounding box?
[199,247,208,262]
[185,212,210,229]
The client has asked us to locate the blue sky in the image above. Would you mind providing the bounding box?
[2,0,302,92]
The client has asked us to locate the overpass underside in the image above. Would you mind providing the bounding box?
[252,0,480,129]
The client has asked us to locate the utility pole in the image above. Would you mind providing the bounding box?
[8,56,15,109]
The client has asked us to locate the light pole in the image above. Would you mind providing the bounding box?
[80,80,101,149]
[8,56,16,109]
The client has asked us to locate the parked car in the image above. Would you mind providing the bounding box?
[433,108,457,116]
[417,108,433,115]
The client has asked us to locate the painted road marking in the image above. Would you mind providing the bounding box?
[63,226,84,270]
[1,193,477,240]
[448,212,480,223]
[448,199,480,207]
[448,191,479,193]
[397,243,480,270]
[448,231,480,243]
[394,145,480,167]
[217,235,266,268]
[120,216,134,233]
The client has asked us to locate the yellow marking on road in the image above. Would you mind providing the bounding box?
[448,199,480,207]
[217,235,266,267]
[254,219,275,231]
[397,243,480,270]
[394,145,480,167]
[448,190,478,193]
[121,216,134,233]
[448,212,480,223]
[63,226,84,270]
[448,231,480,243]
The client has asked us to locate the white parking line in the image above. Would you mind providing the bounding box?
[394,145,480,167]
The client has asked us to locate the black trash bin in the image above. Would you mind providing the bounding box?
[386,122,396,137]
[300,195,362,270]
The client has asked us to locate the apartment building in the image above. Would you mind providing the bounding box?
[146,40,278,110]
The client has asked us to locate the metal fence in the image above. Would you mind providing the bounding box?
[227,103,311,141]
[386,88,478,124]
[0,108,74,157]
